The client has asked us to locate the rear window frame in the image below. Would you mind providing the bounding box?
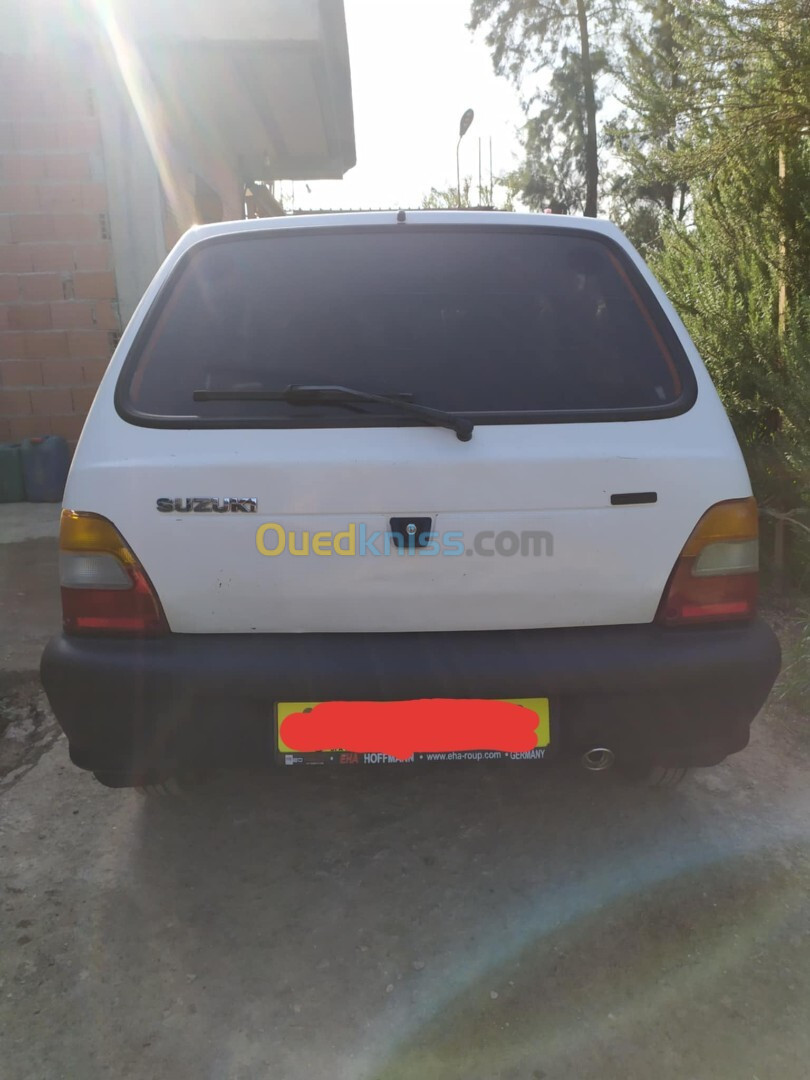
[114,223,698,430]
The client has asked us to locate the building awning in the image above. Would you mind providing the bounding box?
[136,0,355,183]
[11,0,356,184]
[143,31,356,183]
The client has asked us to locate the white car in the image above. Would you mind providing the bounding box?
[41,211,781,787]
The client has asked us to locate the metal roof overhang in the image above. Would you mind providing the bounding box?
[143,34,355,183]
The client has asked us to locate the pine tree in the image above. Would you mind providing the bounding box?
[653,143,810,510]
[609,0,696,250]
[469,0,617,215]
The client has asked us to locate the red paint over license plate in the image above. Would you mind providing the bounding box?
[275,697,551,766]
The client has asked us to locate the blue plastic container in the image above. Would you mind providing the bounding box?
[0,443,26,503]
[20,436,71,502]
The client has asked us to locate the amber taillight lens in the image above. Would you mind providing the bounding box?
[656,498,759,626]
[59,510,168,636]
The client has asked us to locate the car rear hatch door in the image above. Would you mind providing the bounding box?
[69,218,751,633]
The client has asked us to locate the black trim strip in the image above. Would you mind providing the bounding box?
[611,492,658,506]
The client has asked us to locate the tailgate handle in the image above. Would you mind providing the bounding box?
[611,492,658,506]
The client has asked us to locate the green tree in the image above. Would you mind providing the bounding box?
[653,145,810,508]
[608,0,696,251]
[420,176,513,210]
[470,0,617,216]
[622,1,810,580]
[420,177,475,209]
[627,1,810,182]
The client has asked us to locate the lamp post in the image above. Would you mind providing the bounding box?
[457,108,474,207]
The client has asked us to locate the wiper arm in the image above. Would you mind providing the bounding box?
[193,384,474,442]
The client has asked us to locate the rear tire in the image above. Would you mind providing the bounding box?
[92,767,211,795]
[135,775,186,797]
[618,760,690,787]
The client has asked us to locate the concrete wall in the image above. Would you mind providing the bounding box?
[92,56,167,329]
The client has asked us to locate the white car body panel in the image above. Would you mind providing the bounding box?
[65,212,752,634]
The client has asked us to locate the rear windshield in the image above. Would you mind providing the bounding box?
[118,226,695,427]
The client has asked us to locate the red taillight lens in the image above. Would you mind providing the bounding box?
[656,498,759,627]
[59,511,168,636]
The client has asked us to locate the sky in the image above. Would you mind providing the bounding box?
[283,0,529,212]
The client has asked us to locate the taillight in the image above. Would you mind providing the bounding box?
[656,497,759,626]
[59,510,168,636]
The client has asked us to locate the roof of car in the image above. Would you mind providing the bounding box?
[181,210,626,249]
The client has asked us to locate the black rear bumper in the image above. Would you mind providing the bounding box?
[41,619,781,778]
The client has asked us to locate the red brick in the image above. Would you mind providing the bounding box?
[67,331,111,359]
[49,413,84,441]
[73,270,116,300]
[45,153,92,183]
[8,305,52,331]
[36,182,84,213]
[18,273,64,302]
[10,214,56,243]
[72,242,111,272]
[81,358,109,383]
[29,243,74,272]
[53,214,100,243]
[0,333,25,359]
[41,87,93,120]
[80,183,108,214]
[0,245,34,272]
[50,301,95,329]
[0,56,58,91]
[8,415,51,440]
[12,56,84,89]
[0,389,32,415]
[58,120,101,152]
[0,359,43,387]
[14,123,61,152]
[0,275,20,302]
[40,359,85,386]
[1,88,45,123]
[0,184,41,213]
[0,56,24,79]
[71,385,98,412]
[24,331,68,359]
[30,387,73,415]
[92,300,120,330]
[0,154,50,183]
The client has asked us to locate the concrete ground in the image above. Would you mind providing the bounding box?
[1,505,809,1080]
[0,503,61,674]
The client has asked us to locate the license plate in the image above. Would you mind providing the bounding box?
[275,697,551,766]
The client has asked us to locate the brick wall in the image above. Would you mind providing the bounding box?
[0,52,121,451]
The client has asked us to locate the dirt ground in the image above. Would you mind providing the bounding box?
[1,668,810,1080]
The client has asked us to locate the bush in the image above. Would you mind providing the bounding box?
[651,144,810,584]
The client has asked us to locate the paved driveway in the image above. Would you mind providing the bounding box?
[2,696,809,1080]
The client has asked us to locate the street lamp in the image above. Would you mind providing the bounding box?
[457,108,474,208]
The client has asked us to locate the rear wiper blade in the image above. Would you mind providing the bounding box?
[193,384,474,442]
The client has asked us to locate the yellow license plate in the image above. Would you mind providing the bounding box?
[276,697,551,765]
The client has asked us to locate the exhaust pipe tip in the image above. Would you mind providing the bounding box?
[581,747,615,772]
